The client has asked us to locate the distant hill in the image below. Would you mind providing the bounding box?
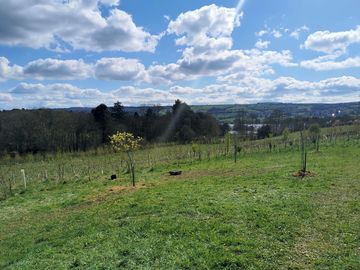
[61,102,360,123]
[191,102,360,123]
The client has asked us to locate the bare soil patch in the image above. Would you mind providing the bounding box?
[293,170,316,178]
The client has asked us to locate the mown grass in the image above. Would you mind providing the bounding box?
[0,141,360,269]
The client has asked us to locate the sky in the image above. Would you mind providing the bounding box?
[0,0,360,109]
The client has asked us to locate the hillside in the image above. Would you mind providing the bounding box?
[1,133,359,269]
[191,102,360,123]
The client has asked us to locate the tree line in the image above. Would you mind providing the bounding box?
[0,100,222,155]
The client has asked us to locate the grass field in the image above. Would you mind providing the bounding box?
[1,138,360,269]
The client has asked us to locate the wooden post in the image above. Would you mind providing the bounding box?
[21,169,26,189]
[234,145,237,163]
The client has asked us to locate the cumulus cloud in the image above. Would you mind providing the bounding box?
[0,93,13,102]
[255,40,270,49]
[256,25,311,40]
[0,3,300,88]
[0,57,23,81]
[290,25,309,40]
[94,58,146,81]
[146,63,191,85]
[23,58,92,80]
[147,48,296,84]
[0,56,150,82]
[256,26,286,39]
[266,76,360,103]
[0,42,297,86]
[1,74,360,109]
[167,4,242,52]
[2,82,176,108]
[7,82,114,108]
[0,0,160,52]
[0,44,296,84]
[301,55,360,71]
[170,76,360,104]
[303,25,360,54]
[301,26,360,71]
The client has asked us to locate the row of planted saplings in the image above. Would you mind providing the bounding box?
[1,125,357,200]
[0,131,328,200]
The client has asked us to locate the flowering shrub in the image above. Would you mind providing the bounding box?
[109,132,142,186]
[110,132,142,152]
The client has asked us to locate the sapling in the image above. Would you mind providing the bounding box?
[110,132,142,187]
[191,143,201,161]
[300,131,307,175]
[232,135,242,163]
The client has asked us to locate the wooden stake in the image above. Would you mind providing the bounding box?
[21,169,26,189]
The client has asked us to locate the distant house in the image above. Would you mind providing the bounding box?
[228,124,238,135]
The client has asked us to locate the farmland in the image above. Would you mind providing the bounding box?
[0,126,359,269]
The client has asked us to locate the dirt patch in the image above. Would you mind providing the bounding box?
[89,184,147,202]
[109,184,146,193]
[293,170,316,178]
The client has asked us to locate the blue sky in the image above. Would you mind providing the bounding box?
[0,0,360,109]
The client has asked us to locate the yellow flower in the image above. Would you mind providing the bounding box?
[109,132,142,152]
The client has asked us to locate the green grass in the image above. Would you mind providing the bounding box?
[1,141,360,269]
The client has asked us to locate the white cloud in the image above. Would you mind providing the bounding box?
[113,86,174,105]
[303,25,360,54]
[94,58,146,81]
[0,57,23,81]
[272,30,282,39]
[167,4,242,52]
[4,82,176,108]
[0,44,297,86]
[255,40,270,49]
[301,55,360,71]
[146,63,191,85]
[8,82,115,108]
[0,93,13,102]
[81,9,161,52]
[0,0,160,52]
[0,42,296,85]
[23,58,92,80]
[0,56,148,82]
[99,0,120,6]
[2,74,360,109]
[290,25,309,40]
[257,25,310,40]
[256,30,268,37]
[169,86,198,95]
[256,26,283,39]
[300,29,360,71]
[147,48,296,84]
